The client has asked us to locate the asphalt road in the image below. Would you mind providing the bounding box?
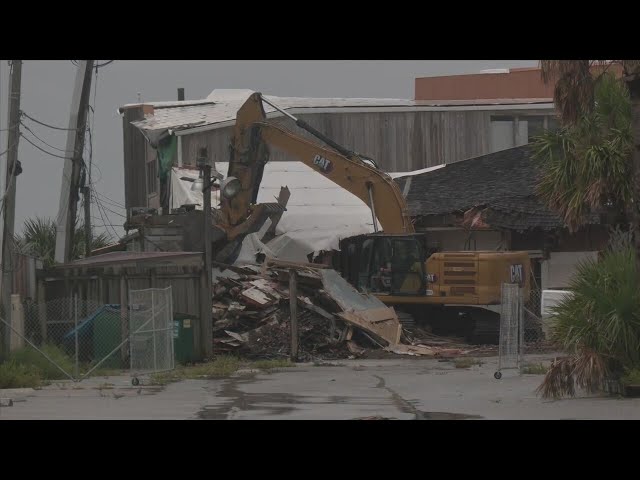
[2,355,639,420]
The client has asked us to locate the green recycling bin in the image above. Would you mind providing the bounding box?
[92,306,124,369]
[173,313,196,365]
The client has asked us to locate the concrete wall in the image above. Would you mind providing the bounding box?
[541,251,599,290]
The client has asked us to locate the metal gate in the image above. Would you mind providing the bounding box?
[129,287,175,384]
[495,283,524,379]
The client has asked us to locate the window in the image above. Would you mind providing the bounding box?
[490,114,559,152]
[147,158,158,195]
[490,115,518,152]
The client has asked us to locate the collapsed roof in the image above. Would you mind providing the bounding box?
[394,145,601,231]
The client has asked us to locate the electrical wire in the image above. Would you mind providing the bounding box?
[97,200,126,218]
[95,197,126,214]
[20,123,70,153]
[20,111,78,132]
[92,192,121,240]
[95,60,114,69]
[92,189,125,208]
[20,133,72,160]
[71,60,114,69]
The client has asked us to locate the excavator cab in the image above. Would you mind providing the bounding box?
[339,234,427,296]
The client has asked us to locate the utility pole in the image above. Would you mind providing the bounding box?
[1,60,22,354]
[198,148,213,358]
[82,186,91,257]
[54,60,94,264]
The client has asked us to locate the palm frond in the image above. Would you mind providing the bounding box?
[532,71,633,231]
[540,60,620,124]
[15,216,115,267]
[538,246,640,398]
[537,349,611,399]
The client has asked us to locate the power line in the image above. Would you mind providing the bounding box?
[71,60,115,70]
[20,133,71,159]
[94,197,126,218]
[92,192,120,240]
[20,123,70,153]
[20,111,78,132]
[92,189,125,208]
[95,60,114,69]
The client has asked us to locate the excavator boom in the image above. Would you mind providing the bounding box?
[228,92,414,234]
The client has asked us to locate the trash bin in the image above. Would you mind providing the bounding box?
[173,313,196,364]
[92,306,124,369]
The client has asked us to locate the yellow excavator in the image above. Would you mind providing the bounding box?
[223,92,531,340]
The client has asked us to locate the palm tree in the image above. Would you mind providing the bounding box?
[537,230,640,399]
[535,61,640,398]
[539,60,640,271]
[532,71,633,231]
[14,217,112,268]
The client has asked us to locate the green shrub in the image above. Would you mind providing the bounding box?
[620,368,640,386]
[0,361,42,389]
[9,344,74,380]
[538,245,640,398]
[548,246,640,366]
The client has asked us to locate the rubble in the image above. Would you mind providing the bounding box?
[210,260,487,361]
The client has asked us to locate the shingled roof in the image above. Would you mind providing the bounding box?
[394,145,600,231]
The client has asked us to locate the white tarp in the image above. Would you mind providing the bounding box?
[170,166,220,210]
[170,162,440,263]
[171,162,377,262]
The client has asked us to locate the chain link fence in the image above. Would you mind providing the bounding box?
[495,281,558,379]
[19,297,130,380]
[130,287,175,382]
[2,287,176,383]
[495,283,524,378]
[524,284,553,354]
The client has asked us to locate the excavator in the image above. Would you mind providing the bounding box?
[220,92,531,340]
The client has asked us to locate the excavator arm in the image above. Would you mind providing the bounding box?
[223,92,414,234]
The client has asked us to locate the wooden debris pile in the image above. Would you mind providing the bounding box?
[211,260,471,360]
[211,262,368,360]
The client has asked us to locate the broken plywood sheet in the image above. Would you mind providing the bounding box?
[319,269,386,312]
[249,278,287,300]
[224,330,245,343]
[338,309,402,346]
[239,287,276,309]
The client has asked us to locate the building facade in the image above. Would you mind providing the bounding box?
[119,88,555,213]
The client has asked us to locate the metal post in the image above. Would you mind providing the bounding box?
[152,289,157,372]
[367,183,379,232]
[168,287,175,370]
[74,294,79,379]
[289,269,298,362]
[201,154,213,358]
[1,60,22,355]
[518,287,525,371]
[82,186,91,257]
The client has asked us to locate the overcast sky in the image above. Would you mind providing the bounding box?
[0,60,537,240]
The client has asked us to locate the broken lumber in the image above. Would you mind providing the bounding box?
[338,309,402,346]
